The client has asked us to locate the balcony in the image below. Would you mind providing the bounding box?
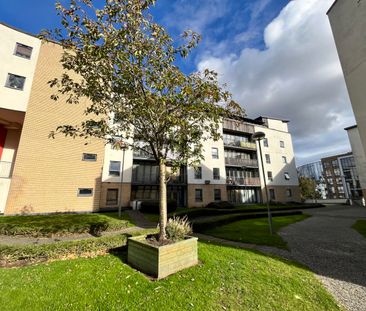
[133,149,155,160]
[0,161,12,178]
[224,140,257,150]
[226,177,261,186]
[225,157,258,167]
[223,119,255,134]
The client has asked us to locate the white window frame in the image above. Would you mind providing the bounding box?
[14,42,33,59]
[5,73,26,90]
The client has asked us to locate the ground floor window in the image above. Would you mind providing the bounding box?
[195,189,203,202]
[228,188,259,204]
[106,189,118,205]
[286,189,292,198]
[269,189,275,200]
[214,189,221,201]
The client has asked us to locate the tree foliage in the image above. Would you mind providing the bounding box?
[299,176,320,200]
[43,0,244,239]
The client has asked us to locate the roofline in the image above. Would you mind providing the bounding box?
[0,22,39,39]
[255,116,290,123]
[326,0,339,15]
[344,124,357,131]
[321,151,352,161]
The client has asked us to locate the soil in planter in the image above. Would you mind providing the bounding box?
[145,234,180,247]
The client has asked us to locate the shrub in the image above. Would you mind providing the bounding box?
[166,216,192,241]
[205,201,235,209]
[139,200,177,214]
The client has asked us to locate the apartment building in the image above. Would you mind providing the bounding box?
[0,23,300,215]
[327,0,366,197]
[297,161,327,199]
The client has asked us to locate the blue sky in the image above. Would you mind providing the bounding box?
[0,0,355,165]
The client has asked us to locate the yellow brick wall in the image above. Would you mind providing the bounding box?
[5,42,105,215]
[187,184,227,208]
[100,182,131,209]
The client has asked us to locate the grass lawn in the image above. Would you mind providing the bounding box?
[352,220,366,238]
[0,242,340,310]
[0,212,135,237]
[202,214,309,249]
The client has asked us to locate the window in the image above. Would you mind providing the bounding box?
[109,161,121,176]
[106,189,118,205]
[284,172,290,180]
[78,188,93,196]
[14,43,33,59]
[286,189,292,197]
[269,189,275,200]
[214,189,221,201]
[267,171,273,181]
[282,156,287,164]
[280,140,285,148]
[82,153,97,161]
[5,73,26,90]
[195,189,203,202]
[194,166,202,179]
[265,154,271,164]
[263,138,268,147]
[211,147,219,159]
[213,168,220,180]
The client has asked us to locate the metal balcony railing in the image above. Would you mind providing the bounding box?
[225,157,258,167]
[226,177,261,186]
[223,119,255,134]
[223,140,257,150]
[0,161,12,178]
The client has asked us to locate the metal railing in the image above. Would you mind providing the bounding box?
[223,140,257,150]
[226,177,261,186]
[0,161,12,178]
[223,119,255,134]
[225,157,258,167]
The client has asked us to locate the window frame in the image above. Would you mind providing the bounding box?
[106,188,119,205]
[194,166,202,179]
[5,73,26,91]
[267,171,273,181]
[282,156,287,164]
[195,189,203,202]
[77,188,93,197]
[263,138,268,147]
[213,168,220,180]
[211,147,219,159]
[214,189,221,201]
[280,140,285,148]
[14,42,33,59]
[265,154,271,164]
[286,189,292,197]
[82,153,97,161]
[109,160,121,176]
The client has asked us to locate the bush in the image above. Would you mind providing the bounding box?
[166,216,192,241]
[205,201,235,209]
[139,200,177,214]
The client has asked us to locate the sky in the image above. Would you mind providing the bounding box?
[0,0,355,166]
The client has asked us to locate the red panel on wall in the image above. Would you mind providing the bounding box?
[0,125,7,160]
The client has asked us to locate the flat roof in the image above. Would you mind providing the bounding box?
[326,0,339,15]
[344,124,357,131]
[255,116,290,123]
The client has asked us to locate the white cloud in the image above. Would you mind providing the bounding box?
[197,0,355,165]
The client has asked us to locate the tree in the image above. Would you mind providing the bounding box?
[299,176,320,200]
[43,0,243,240]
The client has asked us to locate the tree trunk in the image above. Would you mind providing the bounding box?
[159,160,167,241]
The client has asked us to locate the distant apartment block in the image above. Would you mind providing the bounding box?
[327,0,366,197]
[0,23,300,215]
[297,161,327,199]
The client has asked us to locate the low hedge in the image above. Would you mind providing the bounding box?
[205,201,235,209]
[139,200,177,214]
[193,211,303,232]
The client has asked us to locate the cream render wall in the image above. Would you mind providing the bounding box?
[5,42,105,215]
[347,126,366,193]
[328,0,366,171]
[254,121,300,202]
[0,23,41,112]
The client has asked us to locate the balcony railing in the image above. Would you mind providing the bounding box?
[0,161,12,178]
[225,157,258,167]
[226,177,261,186]
[133,149,155,159]
[223,119,255,134]
[224,140,257,150]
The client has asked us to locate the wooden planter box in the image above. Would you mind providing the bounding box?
[127,235,198,279]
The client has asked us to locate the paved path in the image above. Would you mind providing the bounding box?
[278,205,366,311]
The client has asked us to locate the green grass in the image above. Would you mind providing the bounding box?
[0,212,135,237]
[202,215,309,249]
[352,220,366,238]
[0,242,340,310]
